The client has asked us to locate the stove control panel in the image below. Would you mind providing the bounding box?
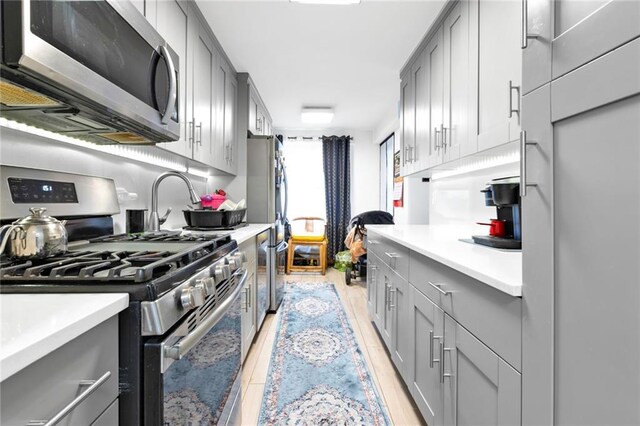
[7,177,78,204]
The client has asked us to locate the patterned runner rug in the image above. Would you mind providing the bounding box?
[258,281,390,425]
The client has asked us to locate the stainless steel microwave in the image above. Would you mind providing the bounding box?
[0,0,180,144]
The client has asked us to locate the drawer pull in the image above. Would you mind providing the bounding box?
[384,252,400,268]
[388,288,397,309]
[429,330,441,368]
[367,239,378,245]
[428,281,451,296]
[28,371,112,426]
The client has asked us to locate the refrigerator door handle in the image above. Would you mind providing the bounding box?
[282,165,289,221]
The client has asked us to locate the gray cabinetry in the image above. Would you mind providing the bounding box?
[409,286,444,426]
[156,0,192,158]
[389,270,411,380]
[191,20,216,166]
[469,0,521,151]
[442,314,521,426]
[425,25,445,169]
[240,237,258,362]
[1,316,119,425]
[522,37,640,426]
[366,252,379,322]
[443,0,472,161]
[214,56,238,174]
[400,69,415,176]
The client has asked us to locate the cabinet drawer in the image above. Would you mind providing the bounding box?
[367,232,409,280]
[409,251,521,370]
[1,316,119,425]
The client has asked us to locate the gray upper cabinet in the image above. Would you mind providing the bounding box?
[409,286,444,426]
[413,51,429,172]
[522,0,552,95]
[425,26,445,169]
[156,0,192,158]
[442,314,521,426]
[522,36,640,425]
[551,0,640,79]
[469,0,521,151]
[191,20,216,166]
[443,0,472,162]
[400,69,415,176]
[214,57,238,174]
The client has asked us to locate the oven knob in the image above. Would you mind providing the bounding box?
[237,251,247,263]
[228,257,239,270]
[214,264,231,282]
[179,287,205,310]
[195,277,215,296]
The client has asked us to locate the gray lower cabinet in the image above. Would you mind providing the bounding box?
[377,263,393,348]
[1,316,119,425]
[366,253,379,322]
[409,286,444,426]
[443,314,521,426]
[522,37,640,425]
[389,270,411,380]
[240,238,258,362]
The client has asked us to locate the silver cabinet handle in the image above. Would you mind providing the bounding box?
[428,281,450,296]
[404,146,410,165]
[242,287,248,311]
[188,120,194,147]
[368,239,378,245]
[158,45,177,125]
[28,371,112,426]
[385,252,400,269]
[509,80,521,118]
[229,145,233,163]
[247,285,251,308]
[520,130,539,197]
[165,270,246,360]
[521,0,539,49]
[429,330,442,368]
[195,122,202,145]
[434,127,441,151]
[388,287,397,309]
[440,341,452,383]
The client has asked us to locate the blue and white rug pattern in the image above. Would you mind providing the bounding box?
[259,281,390,425]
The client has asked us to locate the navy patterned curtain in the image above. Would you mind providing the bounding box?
[322,135,351,262]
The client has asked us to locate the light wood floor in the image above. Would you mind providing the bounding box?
[241,268,425,425]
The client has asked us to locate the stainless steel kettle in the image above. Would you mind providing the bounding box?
[0,208,68,259]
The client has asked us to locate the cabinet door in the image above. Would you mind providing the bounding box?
[413,51,428,172]
[224,70,238,174]
[426,26,445,168]
[248,93,258,135]
[400,70,414,176]
[191,21,215,166]
[443,1,472,162]
[470,0,521,151]
[156,0,192,158]
[366,255,379,321]
[214,53,226,171]
[522,0,552,95]
[377,265,392,347]
[241,269,256,362]
[389,272,410,380]
[442,315,521,426]
[552,0,640,79]
[409,286,444,426]
[549,47,640,424]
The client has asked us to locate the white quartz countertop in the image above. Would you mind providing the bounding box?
[367,225,522,297]
[0,293,129,382]
[231,223,272,244]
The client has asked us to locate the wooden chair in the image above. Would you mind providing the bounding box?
[286,217,327,275]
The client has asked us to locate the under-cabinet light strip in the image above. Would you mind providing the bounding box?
[0,118,188,173]
[430,151,519,181]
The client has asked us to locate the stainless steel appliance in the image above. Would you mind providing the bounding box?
[0,0,180,144]
[0,166,245,425]
[247,135,288,311]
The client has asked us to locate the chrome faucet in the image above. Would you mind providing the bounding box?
[149,171,201,231]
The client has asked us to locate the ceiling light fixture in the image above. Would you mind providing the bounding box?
[291,0,360,4]
[301,107,334,124]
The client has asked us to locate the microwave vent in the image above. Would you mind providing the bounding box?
[0,80,62,108]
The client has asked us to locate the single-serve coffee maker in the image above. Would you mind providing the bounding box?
[473,176,521,249]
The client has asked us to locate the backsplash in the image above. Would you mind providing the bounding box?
[429,162,519,226]
[0,126,234,232]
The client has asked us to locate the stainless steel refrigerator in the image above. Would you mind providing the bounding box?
[247,135,288,311]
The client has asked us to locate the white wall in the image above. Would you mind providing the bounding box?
[428,162,520,227]
[274,129,380,219]
[0,126,234,232]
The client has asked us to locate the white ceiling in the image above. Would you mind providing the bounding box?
[196,0,446,132]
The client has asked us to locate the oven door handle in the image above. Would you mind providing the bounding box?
[163,269,247,361]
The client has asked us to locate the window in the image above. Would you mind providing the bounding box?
[283,138,326,220]
[379,134,394,213]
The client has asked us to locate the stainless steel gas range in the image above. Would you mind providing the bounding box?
[0,166,245,425]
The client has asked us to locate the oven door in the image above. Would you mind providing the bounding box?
[3,0,179,141]
[143,270,246,426]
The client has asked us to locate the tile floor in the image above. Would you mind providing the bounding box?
[240,268,425,425]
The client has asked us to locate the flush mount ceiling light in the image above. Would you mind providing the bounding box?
[301,107,334,124]
[291,0,360,5]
